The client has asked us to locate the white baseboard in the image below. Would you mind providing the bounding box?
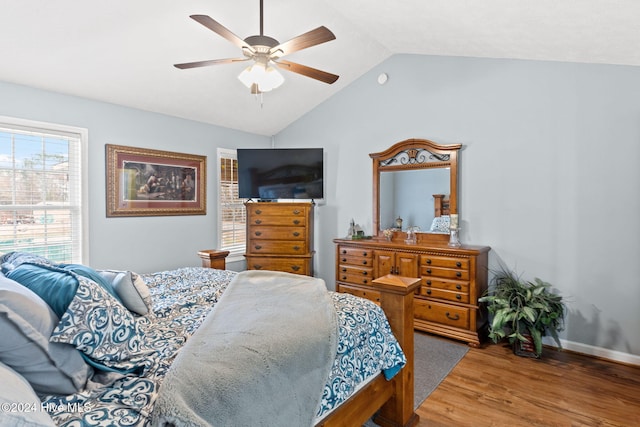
[550,338,640,366]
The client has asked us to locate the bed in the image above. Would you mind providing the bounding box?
[0,251,418,427]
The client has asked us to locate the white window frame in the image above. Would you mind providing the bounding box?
[0,116,88,264]
[217,148,246,261]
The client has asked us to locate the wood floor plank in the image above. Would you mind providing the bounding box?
[414,340,640,426]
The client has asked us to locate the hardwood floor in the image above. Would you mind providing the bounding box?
[415,341,640,426]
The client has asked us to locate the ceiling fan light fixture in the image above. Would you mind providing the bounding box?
[238,62,284,92]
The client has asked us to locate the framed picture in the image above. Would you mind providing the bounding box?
[106,144,206,217]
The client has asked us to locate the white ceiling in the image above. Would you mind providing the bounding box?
[2,0,639,136]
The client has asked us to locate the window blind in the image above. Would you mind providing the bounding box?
[217,148,246,258]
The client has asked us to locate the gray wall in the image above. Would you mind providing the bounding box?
[276,54,640,360]
[0,81,268,273]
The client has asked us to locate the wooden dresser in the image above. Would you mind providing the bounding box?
[245,202,314,276]
[334,238,490,347]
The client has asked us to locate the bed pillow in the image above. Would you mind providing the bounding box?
[98,270,152,316]
[0,361,56,426]
[0,251,54,272]
[50,275,153,374]
[429,215,450,233]
[5,262,122,318]
[0,274,92,396]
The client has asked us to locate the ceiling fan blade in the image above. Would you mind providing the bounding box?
[174,58,249,69]
[189,15,253,53]
[274,60,339,84]
[270,26,336,57]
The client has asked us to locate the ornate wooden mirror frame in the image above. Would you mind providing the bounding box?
[370,138,462,243]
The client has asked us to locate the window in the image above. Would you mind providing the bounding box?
[217,148,246,259]
[0,116,87,264]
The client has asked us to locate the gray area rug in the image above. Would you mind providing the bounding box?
[365,332,469,426]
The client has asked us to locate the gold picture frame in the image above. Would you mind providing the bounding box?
[106,144,206,217]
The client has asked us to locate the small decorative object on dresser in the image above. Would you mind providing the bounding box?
[479,267,566,358]
[244,201,315,276]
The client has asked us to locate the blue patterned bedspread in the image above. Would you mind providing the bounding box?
[42,267,405,426]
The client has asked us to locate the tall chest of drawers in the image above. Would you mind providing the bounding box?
[334,238,490,347]
[245,202,314,276]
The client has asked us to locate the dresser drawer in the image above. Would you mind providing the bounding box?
[248,240,307,255]
[421,265,469,280]
[337,246,373,259]
[249,215,307,226]
[419,286,469,304]
[337,266,374,285]
[338,283,381,305]
[245,256,310,275]
[247,204,308,217]
[249,226,306,240]
[414,299,470,329]
[420,255,469,270]
[338,254,373,267]
[421,277,469,293]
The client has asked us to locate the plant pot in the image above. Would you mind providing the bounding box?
[513,335,540,358]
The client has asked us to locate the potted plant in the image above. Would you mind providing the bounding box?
[479,267,566,358]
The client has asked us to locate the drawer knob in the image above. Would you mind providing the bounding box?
[255,245,262,250]
[363,252,368,256]
[293,209,301,215]
[254,231,262,236]
[291,265,300,271]
[363,279,368,284]
[456,294,462,300]
[362,260,368,265]
[342,258,347,262]
[255,209,262,215]
[293,232,300,237]
[426,280,431,285]
[293,220,301,225]
[426,259,432,265]
[342,268,347,272]
[446,312,460,321]
[293,246,301,251]
[456,284,461,290]
[456,272,462,277]
[342,275,347,280]
[426,289,432,295]
[362,271,368,276]
[254,264,263,269]
[254,219,262,224]
[456,262,462,267]
[426,268,432,274]
[342,250,347,254]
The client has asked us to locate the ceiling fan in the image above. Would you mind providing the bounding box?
[174,0,339,94]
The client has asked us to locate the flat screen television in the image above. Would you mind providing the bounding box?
[237,148,324,200]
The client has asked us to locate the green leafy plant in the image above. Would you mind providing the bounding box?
[479,268,566,357]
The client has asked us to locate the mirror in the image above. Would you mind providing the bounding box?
[379,168,450,231]
[371,138,461,242]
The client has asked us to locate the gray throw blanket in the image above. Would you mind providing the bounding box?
[152,270,338,427]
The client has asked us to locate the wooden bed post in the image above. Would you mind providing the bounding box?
[370,274,420,427]
[198,249,230,270]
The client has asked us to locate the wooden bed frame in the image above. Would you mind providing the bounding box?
[199,251,420,427]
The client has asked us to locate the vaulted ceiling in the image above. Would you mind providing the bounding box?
[2,0,639,136]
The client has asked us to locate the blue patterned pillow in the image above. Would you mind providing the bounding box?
[429,215,450,233]
[49,276,153,374]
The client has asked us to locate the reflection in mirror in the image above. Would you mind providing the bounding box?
[379,168,450,232]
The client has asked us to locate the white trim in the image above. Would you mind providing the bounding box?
[558,338,640,366]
